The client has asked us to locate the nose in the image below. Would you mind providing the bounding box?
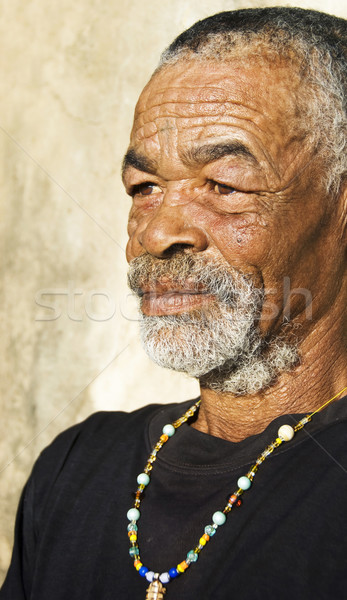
[128,204,209,260]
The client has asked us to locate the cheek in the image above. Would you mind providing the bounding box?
[208,213,271,267]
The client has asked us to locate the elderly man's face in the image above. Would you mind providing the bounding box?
[123,58,343,390]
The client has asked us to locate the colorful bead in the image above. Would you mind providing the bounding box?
[177,561,189,572]
[237,476,251,490]
[204,525,216,536]
[168,568,179,579]
[228,494,238,504]
[187,550,198,562]
[137,473,150,486]
[127,508,140,521]
[126,395,335,587]
[162,424,175,437]
[212,511,226,526]
[278,424,295,441]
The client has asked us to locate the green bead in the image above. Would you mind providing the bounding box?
[129,546,139,557]
[127,523,138,532]
[187,550,198,562]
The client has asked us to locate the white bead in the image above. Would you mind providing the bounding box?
[212,511,226,526]
[278,424,295,441]
[145,571,155,582]
[159,572,170,584]
[137,472,150,486]
[237,476,251,490]
[127,508,140,521]
[162,424,175,437]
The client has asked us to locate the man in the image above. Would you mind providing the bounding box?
[1,7,346,599]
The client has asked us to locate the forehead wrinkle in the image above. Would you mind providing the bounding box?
[136,99,263,128]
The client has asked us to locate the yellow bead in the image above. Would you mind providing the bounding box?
[177,561,188,573]
[199,537,207,546]
[130,534,137,542]
[135,561,143,571]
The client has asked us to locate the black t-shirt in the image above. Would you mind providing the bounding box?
[1,396,347,599]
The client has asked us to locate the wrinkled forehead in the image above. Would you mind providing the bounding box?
[129,58,308,176]
[131,58,304,147]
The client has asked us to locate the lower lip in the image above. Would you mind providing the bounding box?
[141,292,215,316]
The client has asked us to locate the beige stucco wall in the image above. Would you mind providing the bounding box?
[0,0,345,583]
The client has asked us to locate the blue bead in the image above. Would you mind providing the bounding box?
[127,508,140,521]
[137,473,150,486]
[139,566,149,577]
[212,511,226,526]
[238,476,251,490]
[187,550,198,562]
[204,525,216,536]
[162,424,175,437]
[169,568,179,578]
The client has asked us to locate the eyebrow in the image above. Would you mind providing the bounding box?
[180,141,258,167]
[122,148,157,180]
[122,140,258,181]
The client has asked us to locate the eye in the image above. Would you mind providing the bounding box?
[213,182,235,195]
[131,182,162,197]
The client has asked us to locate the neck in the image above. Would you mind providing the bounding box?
[193,309,346,443]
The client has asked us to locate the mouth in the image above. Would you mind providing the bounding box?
[139,283,215,316]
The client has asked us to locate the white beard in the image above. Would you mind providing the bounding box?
[128,253,298,395]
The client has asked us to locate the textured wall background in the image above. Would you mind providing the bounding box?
[1,0,346,583]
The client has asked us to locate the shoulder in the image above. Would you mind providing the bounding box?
[29,401,190,493]
[25,402,183,533]
[33,403,166,473]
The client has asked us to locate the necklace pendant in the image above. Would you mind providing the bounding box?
[146,578,166,599]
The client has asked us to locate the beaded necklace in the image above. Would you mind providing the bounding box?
[126,386,346,599]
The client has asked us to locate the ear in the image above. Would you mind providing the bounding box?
[337,177,347,243]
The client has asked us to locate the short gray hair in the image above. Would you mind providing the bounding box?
[159,8,347,195]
